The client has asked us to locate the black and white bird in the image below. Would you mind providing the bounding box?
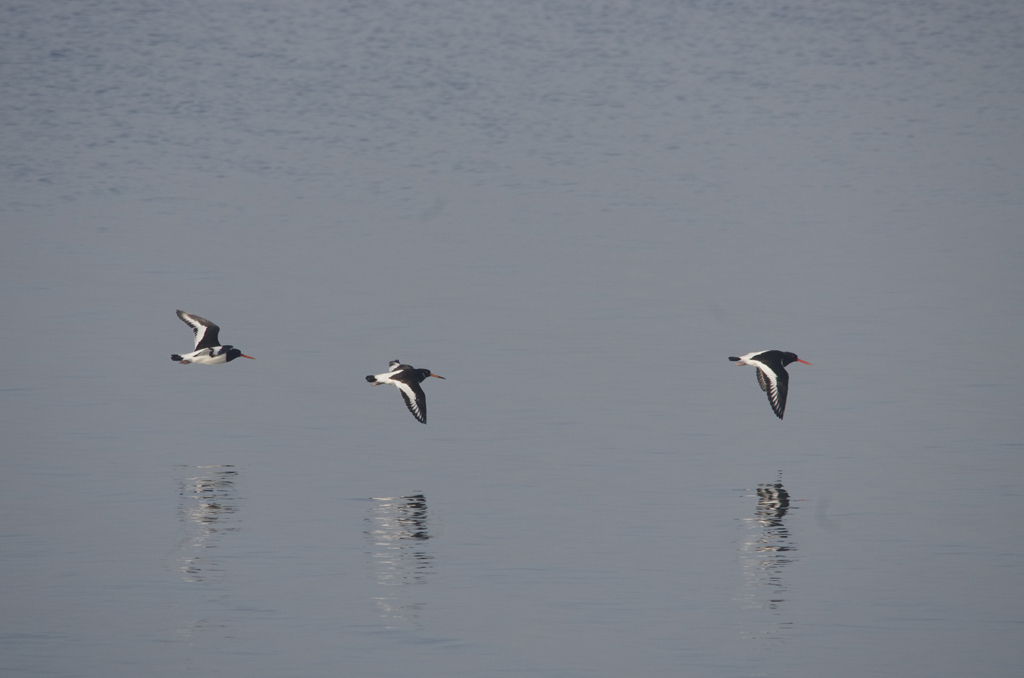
[728,351,811,420]
[171,310,255,365]
[366,360,445,424]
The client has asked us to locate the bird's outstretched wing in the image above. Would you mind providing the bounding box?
[756,367,789,420]
[177,311,221,350]
[394,379,427,424]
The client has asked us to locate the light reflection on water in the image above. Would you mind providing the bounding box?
[364,494,435,627]
[175,465,241,584]
[736,473,798,643]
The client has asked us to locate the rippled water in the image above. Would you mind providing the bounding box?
[2,1,1023,676]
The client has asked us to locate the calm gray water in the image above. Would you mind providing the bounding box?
[2,1,1023,676]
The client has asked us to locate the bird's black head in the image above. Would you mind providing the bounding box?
[365,375,376,383]
[781,352,811,367]
[224,347,255,362]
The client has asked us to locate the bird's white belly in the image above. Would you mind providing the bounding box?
[182,348,229,365]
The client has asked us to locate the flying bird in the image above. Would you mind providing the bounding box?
[728,350,811,419]
[366,360,445,424]
[171,310,255,365]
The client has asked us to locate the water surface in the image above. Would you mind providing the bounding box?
[2,1,1023,676]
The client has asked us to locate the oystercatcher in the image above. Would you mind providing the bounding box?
[171,311,255,365]
[729,351,811,419]
[366,360,445,424]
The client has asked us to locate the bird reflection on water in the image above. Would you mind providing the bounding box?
[175,465,241,583]
[364,494,435,626]
[736,472,797,642]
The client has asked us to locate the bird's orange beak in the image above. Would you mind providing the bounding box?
[430,373,445,379]
[796,359,811,365]
[241,354,255,360]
